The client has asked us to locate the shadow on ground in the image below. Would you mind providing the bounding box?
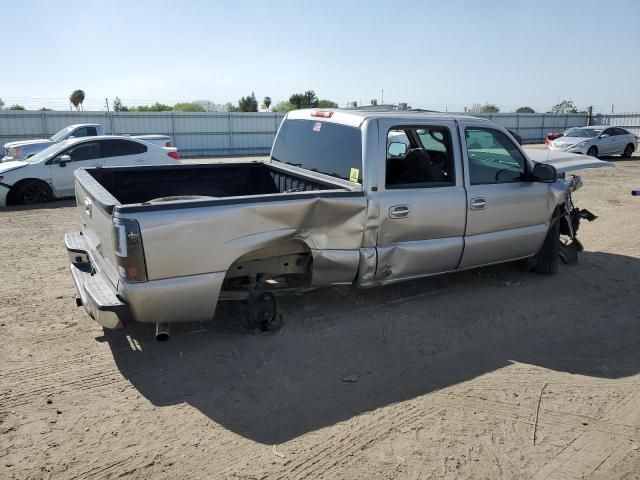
[1,198,76,211]
[105,251,640,444]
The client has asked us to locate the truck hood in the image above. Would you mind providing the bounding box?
[0,160,28,175]
[4,138,52,148]
[525,149,613,173]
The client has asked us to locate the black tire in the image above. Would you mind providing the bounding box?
[532,218,560,275]
[622,144,634,158]
[587,146,598,157]
[13,180,52,205]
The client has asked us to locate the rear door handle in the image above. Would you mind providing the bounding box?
[470,198,487,210]
[389,204,411,219]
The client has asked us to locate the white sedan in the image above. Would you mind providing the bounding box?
[0,136,179,207]
[549,126,637,158]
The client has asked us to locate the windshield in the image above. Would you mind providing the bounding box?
[271,119,362,183]
[565,128,601,138]
[24,141,69,164]
[50,126,74,142]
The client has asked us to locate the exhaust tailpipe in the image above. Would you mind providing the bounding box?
[155,322,170,342]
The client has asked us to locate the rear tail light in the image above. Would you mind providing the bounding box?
[165,141,173,147]
[168,150,179,160]
[113,218,147,283]
[311,111,333,118]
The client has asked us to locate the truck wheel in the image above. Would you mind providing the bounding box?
[532,219,560,275]
[14,180,52,205]
[246,291,282,332]
[622,144,634,158]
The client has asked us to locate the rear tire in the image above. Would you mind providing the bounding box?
[13,180,52,205]
[622,144,634,158]
[587,146,598,157]
[532,219,560,275]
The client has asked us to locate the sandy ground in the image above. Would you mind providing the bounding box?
[1,150,639,479]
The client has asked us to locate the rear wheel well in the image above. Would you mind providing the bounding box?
[222,241,313,290]
[6,179,53,205]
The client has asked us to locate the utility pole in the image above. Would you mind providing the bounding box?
[381,88,384,105]
[611,104,614,114]
[105,98,110,113]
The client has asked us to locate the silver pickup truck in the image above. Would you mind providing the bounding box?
[65,109,610,340]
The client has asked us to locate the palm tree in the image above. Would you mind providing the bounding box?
[263,96,272,112]
[69,89,86,111]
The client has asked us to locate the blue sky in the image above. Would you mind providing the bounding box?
[2,0,639,112]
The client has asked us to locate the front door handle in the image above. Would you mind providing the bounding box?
[389,204,411,219]
[470,198,487,210]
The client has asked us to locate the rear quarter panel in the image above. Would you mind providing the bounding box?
[118,192,368,282]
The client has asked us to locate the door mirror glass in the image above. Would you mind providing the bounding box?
[387,142,408,157]
[599,133,610,138]
[532,163,557,183]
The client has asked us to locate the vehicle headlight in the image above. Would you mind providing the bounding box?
[9,147,20,157]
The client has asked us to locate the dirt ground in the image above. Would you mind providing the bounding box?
[1,151,639,479]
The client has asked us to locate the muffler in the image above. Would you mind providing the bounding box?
[155,322,170,342]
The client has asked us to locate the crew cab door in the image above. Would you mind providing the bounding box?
[457,120,550,269]
[48,140,104,197]
[374,119,467,282]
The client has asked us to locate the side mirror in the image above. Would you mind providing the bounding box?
[532,163,557,183]
[387,142,408,157]
[68,135,76,139]
[57,154,71,167]
[599,133,610,138]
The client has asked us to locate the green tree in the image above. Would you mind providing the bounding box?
[397,102,409,110]
[113,97,129,112]
[552,99,578,114]
[0,97,4,109]
[237,92,258,112]
[272,101,297,112]
[370,99,378,106]
[69,89,86,111]
[9,104,26,110]
[289,90,319,109]
[132,102,173,112]
[263,96,272,111]
[472,103,500,113]
[317,99,338,108]
[39,107,51,111]
[516,106,535,113]
[349,101,358,108]
[173,102,206,112]
[224,102,240,112]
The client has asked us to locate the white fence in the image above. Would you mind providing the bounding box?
[0,111,286,157]
[1,110,638,157]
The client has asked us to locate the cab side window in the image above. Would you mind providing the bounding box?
[465,128,527,185]
[385,127,454,188]
[72,127,98,138]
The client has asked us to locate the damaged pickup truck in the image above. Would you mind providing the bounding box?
[65,109,611,340]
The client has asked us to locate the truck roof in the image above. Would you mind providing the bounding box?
[286,108,491,128]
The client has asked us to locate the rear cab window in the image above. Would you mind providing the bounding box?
[271,119,362,183]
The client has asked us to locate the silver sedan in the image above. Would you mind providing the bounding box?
[549,126,637,157]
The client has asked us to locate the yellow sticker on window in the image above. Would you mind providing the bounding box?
[349,167,360,183]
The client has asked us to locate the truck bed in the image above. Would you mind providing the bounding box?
[85,161,346,205]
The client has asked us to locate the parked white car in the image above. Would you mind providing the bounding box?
[2,123,174,162]
[0,136,179,207]
[549,126,637,158]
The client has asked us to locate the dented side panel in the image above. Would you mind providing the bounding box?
[126,192,368,282]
